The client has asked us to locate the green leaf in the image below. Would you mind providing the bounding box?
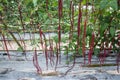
[2,0,8,3]
[65,60,69,65]
[33,0,37,7]
[100,0,108,10]
[87,25,93,36]
[108,0,118,11]
[23,0,32,5]
[100,0,118,11]
[17,47,23,52]
[94,48,100,56]
[78,48,82,55]
[110,27,115,37]
[100,23,108,36]
[0,6,3,11]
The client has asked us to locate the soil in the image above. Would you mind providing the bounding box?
[0,52,120,80]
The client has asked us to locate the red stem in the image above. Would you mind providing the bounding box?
[64,55,76,76]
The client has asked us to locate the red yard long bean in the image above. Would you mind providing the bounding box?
[7,39,13,50]
[33,48,42,74]
[18,33,28,60]
[58,0,63,44]
[77,3,82,53]
[18,2,25,30]
[42,33,49,70]
[116,53,120,73]
[82,19,87,64]
[82,0,88,64]
[118,34,120,45]
[58,0,63,18]
[88,32,95,64]
[48,34,54,66]
[2,34,10,59]
[69,1,74,41]
[55,43,58,70]
[44,47,48,70]
[58,0,63,64]
[39,28,49,70]
[58,24,61,52]
[116,33,120,73]
[64,55,76,76]
[38,27,44,52]
[46,0,48,10]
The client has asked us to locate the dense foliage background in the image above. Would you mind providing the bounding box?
[0,0,120,66]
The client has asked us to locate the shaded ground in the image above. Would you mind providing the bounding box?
[0,52,120,80]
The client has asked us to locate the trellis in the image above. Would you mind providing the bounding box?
[0,0,120,74]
